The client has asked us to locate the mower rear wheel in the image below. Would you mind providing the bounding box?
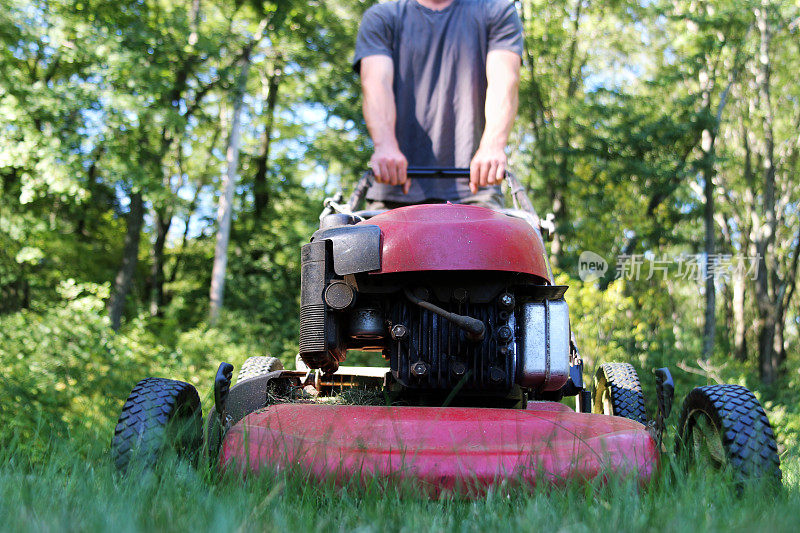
[237,356,283,383]
[676,384,781,482]
[593,363,647,424]
[111,377,202,472]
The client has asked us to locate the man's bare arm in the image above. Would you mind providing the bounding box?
[469,49,521,193]
[361,55,409,192]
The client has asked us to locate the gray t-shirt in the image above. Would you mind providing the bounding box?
[353,0,523,203]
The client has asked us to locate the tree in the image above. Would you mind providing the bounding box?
[209,42,255,325]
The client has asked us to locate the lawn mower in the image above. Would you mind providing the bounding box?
[111,168,781,492]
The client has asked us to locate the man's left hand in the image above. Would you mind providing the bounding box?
[469,145,507,194]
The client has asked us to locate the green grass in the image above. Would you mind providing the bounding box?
[1,436,797,533]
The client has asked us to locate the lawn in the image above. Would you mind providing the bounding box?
[1,436,796,532]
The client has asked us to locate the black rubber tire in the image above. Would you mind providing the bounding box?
[676,384,781,482]
[237,356,283,382]
[593,362,647,424]
[111,377,202,472]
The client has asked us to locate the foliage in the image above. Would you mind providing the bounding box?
[0,282,154,456]
[0,281,273,459]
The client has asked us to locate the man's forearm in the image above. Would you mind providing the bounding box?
[362,63,398,149]
[361,55,408,188]
[480,50,520,151]
[470,50,521,191]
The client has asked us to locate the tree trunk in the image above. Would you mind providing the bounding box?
[758,305,777,382]
[774,299,785,370]
[701,128,717,360]
[721,278,733,355]
[698,56,717,361]
[77,146,104,240]
[698,25,743,360]
[755,1,779,384]
[549,0,584,268]
[149,209,172,317]
[253,66,281,222]
[209,52,252,325]
[732,265,748,360]
[109,191,144,331]
[734,120,755,361]
[778,227,800,365]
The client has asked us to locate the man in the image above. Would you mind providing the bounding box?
[353,0,523,208]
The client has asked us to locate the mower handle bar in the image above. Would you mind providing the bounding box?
[401,167,472,177]
[346,167,542,227]
[346,168,470,212]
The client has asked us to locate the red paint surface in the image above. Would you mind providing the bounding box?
[361,204,550,279]
[220,403,658,494]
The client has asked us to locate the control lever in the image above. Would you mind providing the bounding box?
[404,288,485,341]
[214,362,234,426]
[653,367,675,450]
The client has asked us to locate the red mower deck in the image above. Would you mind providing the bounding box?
[220,402,658,493]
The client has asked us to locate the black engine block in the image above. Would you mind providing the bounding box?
[386,297,517,391]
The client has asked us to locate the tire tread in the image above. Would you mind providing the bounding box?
[594,362,648,424]
[677,384,781,481]
[237,356,283,382]
[111,377,201,471]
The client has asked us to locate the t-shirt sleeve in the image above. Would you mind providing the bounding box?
[352,6,395,74]
[486,0,524,57]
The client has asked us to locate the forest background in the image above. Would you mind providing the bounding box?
[1,0,799,469]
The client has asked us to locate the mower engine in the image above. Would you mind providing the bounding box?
[384,287,571,393]
[299,203,578,403]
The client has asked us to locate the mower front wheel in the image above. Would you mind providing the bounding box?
[111,377,203,472]
[676,384,781,483]
[592,362,647,424]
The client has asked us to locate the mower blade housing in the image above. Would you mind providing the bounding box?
[220,402,658,494]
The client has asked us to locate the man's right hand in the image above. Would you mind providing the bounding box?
[370,143,410,194]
